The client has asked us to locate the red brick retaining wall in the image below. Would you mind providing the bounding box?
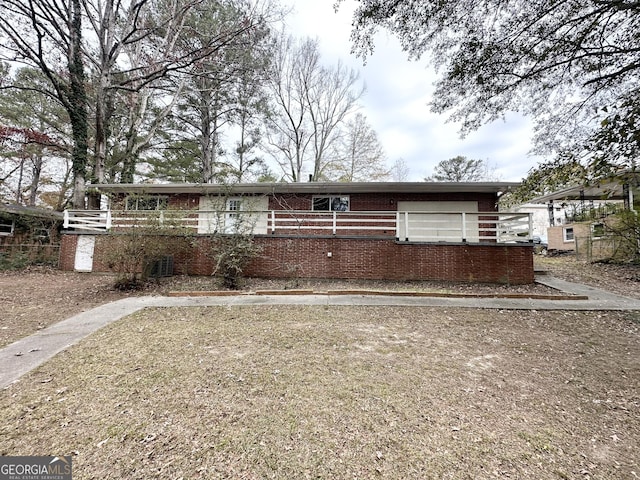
[59,233,534,284]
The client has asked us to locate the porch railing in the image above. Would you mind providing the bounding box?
[63,209,532,244]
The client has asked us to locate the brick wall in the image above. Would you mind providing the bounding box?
[59,233,534,284]
[59,234,78,270]
[244,237,533,284]
[269,192,498,212]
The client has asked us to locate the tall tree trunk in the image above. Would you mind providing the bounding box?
[89,0,116,206]
[69,0,89,209]
[88,81,109,208]
[120,129,139,183]
[16,154,25,204]
[28,153,43,206]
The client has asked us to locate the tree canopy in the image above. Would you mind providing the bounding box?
[425,156,494,182]
[341,0,640,184]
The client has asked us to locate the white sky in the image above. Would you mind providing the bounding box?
[285,1,545,182]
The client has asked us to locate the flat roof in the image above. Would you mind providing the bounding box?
[529,183,630,203]
[93,181,519,195]
[0,203,63,219]
[529,169,639,203]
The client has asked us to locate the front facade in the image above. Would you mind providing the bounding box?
[59,182,535,284]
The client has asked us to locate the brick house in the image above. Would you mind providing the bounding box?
[59,182,535,284]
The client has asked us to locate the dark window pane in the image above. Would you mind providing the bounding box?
[313,197,330,211]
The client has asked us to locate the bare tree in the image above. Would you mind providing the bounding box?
[265,34,313,182]
[331,113,389,182]
[0,0,89,207]
[0,0,266,208]
[266,35,364,182]
[390,158,411,182]
[120,0,277,185]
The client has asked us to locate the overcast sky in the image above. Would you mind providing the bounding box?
[285,1,545,182]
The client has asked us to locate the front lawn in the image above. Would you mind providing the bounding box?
[1,306,638,479]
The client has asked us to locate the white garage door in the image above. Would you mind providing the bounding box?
[397,201,479,242]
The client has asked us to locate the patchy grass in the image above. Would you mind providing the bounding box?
[0,269,131,348]
[0,269,559,348]
[1,306,638,479]
[536,255,640,300]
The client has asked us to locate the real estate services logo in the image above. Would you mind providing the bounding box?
[0,456,72,480]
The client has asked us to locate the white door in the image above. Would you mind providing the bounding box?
[74,235,95,272]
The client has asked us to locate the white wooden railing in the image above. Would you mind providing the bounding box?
[63,209,532,244]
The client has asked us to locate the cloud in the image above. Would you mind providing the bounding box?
[286,1,545,182]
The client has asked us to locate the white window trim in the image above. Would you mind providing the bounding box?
[225,197,243,233]
[591,222,605,239]
[563,227,574,242]
[0,219,15,236]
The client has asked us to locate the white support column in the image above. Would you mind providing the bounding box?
[395,212,400,240]
[332,211,337,235]
[461,212,467,242]
[404,211,410,241]
[106,210,112,230]
[63,210,69,229]
[270,210,276,234]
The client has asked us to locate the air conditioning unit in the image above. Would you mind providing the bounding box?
[149,255,174,277]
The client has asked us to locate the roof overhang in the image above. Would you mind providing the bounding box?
[529,182,630,204]
[0,203,63,219]
[91,181,520,196]
[529,169,639,204]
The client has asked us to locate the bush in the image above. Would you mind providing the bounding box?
[0,251,30,270]
[211,233,262,289]
[607,211,640,263]
[103,211,193,290]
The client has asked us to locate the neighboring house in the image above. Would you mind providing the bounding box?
[0,204,63,264]
[60,182,535,284]
[529,172,638,254]
[510,203,554,239]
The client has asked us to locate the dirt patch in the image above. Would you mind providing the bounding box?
[0,268,132,348]
[1,306,638,478]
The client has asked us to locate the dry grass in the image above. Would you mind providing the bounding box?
[1,305,639,479]
[0,268,131,348]
[535,256,640,300]
[0,268,559,349]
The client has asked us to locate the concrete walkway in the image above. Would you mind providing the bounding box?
[2,275,639,389]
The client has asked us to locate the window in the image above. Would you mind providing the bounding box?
[126,196,167,210]
[226,198,242,233]
[592,223,605,239]
[0,219,14,236]
[563,227,574,242]
[312,196,349,212]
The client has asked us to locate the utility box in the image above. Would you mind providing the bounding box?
[149,255,174,277]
